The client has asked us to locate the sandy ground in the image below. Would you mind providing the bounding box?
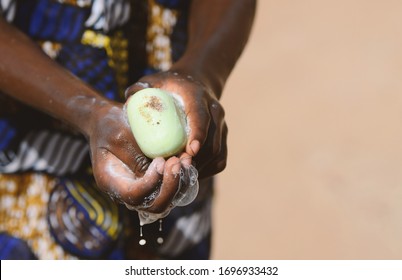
[211,0,402,259]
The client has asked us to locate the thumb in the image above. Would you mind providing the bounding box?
[125,80,153,99]
[185,107,210,157]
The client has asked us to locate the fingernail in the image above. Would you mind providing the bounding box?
[172,163,181,175]
[189,140,200,156]
[154,158,165,174]
[135,81,151,90]
[180,156,192,169]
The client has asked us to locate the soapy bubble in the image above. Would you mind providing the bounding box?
[136,164,199,225]
[172,165,199,207]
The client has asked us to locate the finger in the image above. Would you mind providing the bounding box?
[179,152,193,169]
[124,81,152,99]
[193,102,225,173]
[208,101,226,157]
[95,152,165,206]
[109,113,149,176]
[198,123,228,179]
[124,74,164,99]
[126,157,166,203]
[145,156,181,213]
[185,104,211,157]
[93,105,152,177]
[109,137,149,177]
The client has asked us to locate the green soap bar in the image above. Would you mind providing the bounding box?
[126,88,187,158]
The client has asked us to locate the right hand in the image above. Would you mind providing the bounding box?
[87,101,189,214]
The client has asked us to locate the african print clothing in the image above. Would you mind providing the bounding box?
[0,0,213,260]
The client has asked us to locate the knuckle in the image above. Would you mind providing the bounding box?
[124,86,135,99]
[211,101,225,118]
[134,154,151,174]
[216,159,227,173]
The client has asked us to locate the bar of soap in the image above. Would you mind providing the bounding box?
[126,88,187,158]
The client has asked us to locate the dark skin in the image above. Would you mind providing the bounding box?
[0,0,256,214]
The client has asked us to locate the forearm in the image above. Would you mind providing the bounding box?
[171,0,257,98]
[0,18,111,137]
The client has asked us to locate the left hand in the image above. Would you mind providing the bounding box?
[125,70,228,179]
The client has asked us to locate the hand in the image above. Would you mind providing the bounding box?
[86,101,188,214]
[125,70,228,179]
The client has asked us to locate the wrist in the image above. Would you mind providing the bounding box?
[170,54,225,99]
[65,93,113,138]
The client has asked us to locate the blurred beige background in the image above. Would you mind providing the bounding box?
[211,0,402,259]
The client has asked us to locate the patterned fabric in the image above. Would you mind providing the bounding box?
[0,0,214,260]
[0,130,89,175]
[0,232,37,259]
[47,177,121,258]
[0,173,76,259]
